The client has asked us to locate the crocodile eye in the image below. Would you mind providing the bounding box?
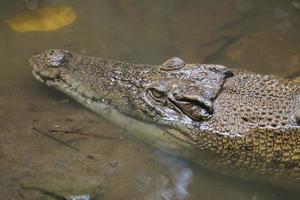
[148,88,165,99]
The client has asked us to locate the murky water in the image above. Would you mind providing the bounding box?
[1,0,300,199]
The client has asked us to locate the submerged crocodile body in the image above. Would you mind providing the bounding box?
[30,49,300,189]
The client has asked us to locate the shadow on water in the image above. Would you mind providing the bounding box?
[0,0,300,199]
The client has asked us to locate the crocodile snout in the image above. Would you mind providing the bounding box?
[30,49,73,85]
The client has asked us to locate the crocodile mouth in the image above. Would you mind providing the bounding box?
[32,69,195,154]
[31,51,108,106]
[32,68,106,107]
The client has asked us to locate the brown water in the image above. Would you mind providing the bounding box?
[1,0,300,199]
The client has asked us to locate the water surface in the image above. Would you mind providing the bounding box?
[1,0,300,199]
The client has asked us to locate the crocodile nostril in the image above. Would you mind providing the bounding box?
[47,50,66,67]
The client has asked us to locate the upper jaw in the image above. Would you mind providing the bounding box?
[31,67,60,84]
[30,53,44,71]
[32,69,66,90]
[30,55,65,88]
[31,64,106,105]
[32,70,45,83]
[30,54,63,83]
[30,54,48,81]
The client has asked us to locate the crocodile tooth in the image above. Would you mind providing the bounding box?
[84,91,93,98]
[87,98,92,104]
[39,70,49,77]
[71,81,80,89]
[63,74,72,82]
[32,71,44,83]
[76,85,85,94]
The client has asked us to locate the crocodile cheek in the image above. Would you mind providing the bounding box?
[170,100,211,121]
[140,92,189,124]
[170,88,213,121]
[156,106,193,124]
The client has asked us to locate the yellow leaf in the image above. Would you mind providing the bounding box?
[8,6,77,32]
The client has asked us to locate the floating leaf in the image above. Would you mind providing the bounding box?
[8,6,77,32]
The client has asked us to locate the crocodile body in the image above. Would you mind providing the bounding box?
[30,49,300,188]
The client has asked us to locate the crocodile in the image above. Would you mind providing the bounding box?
[30,49,300,189]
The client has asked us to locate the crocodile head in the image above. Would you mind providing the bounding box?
[30,49,233,154]
[31,49,300,187]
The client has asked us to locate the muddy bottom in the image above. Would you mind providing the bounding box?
[2,85,299,200]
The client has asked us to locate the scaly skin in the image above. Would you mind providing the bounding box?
[30,49,300,188]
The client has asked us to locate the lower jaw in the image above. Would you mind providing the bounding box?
[62,82,194,150]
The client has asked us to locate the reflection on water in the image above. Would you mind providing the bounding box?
[155,151,194,200]
[25,0,38,10]
[0,0,300,199]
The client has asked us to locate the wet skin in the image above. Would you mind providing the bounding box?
[30,49,300,189]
